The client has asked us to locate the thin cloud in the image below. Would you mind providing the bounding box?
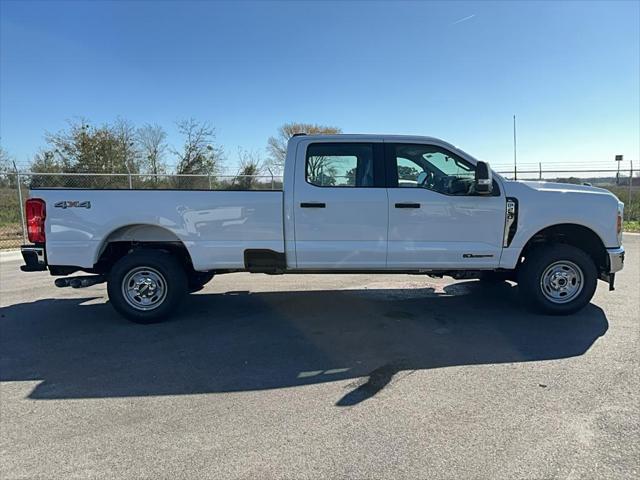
[451,14,476,26]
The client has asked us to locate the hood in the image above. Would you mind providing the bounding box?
[508,180,616,197]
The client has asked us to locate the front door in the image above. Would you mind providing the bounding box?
[293,141,388,269]
[385,143,505,269]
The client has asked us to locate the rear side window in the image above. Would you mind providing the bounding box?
[305,143,375,187]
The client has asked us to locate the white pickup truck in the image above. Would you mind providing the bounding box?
[21,134,625,323]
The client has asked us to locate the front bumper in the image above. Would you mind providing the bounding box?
[608,246,625,273]
[20,245,47,272]
[602,246,625,291]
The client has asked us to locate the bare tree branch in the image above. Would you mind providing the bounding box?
[266,122,342,171]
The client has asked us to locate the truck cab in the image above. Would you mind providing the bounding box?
[21,134,625,323]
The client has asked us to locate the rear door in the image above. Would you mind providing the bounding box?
[385,143,505,269]
[293,140,388,269]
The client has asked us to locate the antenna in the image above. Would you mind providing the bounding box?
[513,115,517,180]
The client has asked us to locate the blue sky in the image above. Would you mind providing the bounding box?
[1,0,638,172]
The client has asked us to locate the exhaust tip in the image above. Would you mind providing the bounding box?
[54,278,71,288]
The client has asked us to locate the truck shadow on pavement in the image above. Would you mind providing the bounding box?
[0,281,608,406]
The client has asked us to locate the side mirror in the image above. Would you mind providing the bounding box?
[475,161,493,195]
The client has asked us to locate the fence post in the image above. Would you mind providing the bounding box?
[208,174,212,190]
[124,163,133,189]
[13,162,27,245]
[539,162,542,180]
[267,167,274,190]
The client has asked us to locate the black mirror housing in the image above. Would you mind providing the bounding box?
[475,161,493,194]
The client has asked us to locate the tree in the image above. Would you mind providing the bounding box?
[137,123,168,181]
[267,122,341,170]
[173,119,223,176]
[43,118,139,175]
[306,155,337,186]
[35,119,143,188]
[233,149,264,190]
[0,145,16,187]
[0,146,9,169]
[398,165,421,181]
[0,146,11,171]
[31,150,60,172]
[29,150,65,187]
[112,118,140,175]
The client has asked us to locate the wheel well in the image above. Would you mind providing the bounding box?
[93,241,195,275]
[92,224,196,275]
[520,224,608,273]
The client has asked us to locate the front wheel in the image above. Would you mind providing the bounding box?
[107,250,187,323]
[517,244,598,315]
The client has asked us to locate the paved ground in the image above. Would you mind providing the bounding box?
[1,236,638,479]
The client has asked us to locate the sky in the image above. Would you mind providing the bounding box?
[1,0,639,173]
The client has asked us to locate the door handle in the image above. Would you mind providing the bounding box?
[300,202,326,208]
[395,203,421,209]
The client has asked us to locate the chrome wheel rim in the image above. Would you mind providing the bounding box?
[540,260,584,304]
[122,267,167,311]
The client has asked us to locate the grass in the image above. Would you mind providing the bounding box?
[624,221,640,233]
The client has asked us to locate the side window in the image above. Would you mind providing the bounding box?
[390,144,477,196]
[306,143,374,187]
[423,150,475,180]
[396,157,424,187]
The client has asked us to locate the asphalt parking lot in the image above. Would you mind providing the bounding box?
[1,235,638,479]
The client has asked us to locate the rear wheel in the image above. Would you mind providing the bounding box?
[517,244,597,315]
[107,250,187,323]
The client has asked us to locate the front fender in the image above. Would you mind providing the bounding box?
[499,182,619,269]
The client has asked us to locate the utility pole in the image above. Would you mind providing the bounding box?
[513,115,517,180]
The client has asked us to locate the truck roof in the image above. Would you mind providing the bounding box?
[288,134,476,162]
[290,133,446,142]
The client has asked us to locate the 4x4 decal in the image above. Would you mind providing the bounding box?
[54,200,91,209]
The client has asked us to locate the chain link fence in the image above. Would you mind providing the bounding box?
[0,168,637,250]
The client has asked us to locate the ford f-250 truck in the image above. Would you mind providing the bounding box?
[20,134,625,323]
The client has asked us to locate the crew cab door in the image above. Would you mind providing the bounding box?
[385,143,505,269]
[293,140,388,269]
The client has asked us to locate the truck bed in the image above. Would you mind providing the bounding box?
[34,189,285,271]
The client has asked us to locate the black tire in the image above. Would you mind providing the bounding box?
[517,244,597,315]
[107,249,187,324]
[188,271,215,293]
